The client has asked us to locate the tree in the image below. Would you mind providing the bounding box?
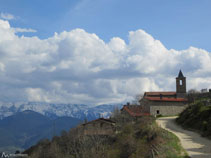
[132,94,144,105]
[188,89,200,94]
[110,106,121,118]
[187,89,200,103]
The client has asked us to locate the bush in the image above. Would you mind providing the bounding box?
[177,100,211,138]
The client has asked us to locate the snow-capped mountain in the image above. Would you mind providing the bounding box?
[0,102,123,120]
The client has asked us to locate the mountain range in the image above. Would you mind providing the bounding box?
[0,102,123,153]
[0,110,81,152]
[0,102,123,120]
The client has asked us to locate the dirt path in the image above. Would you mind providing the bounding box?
[156,117,211,158]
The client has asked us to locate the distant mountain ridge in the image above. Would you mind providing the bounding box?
[0,103,123,152]
[0,110,81,151]
[0,102,123,120]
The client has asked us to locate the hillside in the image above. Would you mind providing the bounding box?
[176,97,211,138]
[0,110,81,152]
[24,114,188,158]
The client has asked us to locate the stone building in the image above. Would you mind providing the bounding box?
[139,70,188,116]
[121,104,150,118]
[80,118,116,136]
[201,88,208,93]
[176,70,187,98]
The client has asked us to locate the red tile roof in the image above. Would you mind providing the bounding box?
[122,105,150,117]
[144,97,188,102]
[144,92,176,96]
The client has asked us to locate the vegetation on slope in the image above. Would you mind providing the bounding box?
[24,112,188,158]
[176,98,211,138]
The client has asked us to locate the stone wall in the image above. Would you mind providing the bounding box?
[150,105,187,116]
[188,92,211,103]
[140,98,187,116]
[195,92,211,99]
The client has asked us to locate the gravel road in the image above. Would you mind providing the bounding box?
[156,117,211,158]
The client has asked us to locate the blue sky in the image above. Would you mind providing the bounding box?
[0,0,211,105]
[1,0,211,51]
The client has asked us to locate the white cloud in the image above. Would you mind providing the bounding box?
[25,88,51,102]
[0,12,15,20]
[0,19,211,105]
[14,28,37,33]
[108,37,127,55]
[0,62,5,71]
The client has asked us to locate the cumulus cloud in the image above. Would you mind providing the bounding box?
[0,12,15,20]
[14,28,37,33]
[0,19,211,105]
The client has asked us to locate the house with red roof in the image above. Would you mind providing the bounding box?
[121,103,150,118]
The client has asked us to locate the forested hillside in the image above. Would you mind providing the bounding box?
[24,113,188,158]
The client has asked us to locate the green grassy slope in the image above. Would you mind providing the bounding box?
[176,99,211,138]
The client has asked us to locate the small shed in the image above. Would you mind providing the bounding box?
[81,118,116,136]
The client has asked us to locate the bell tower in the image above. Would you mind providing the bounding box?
[176,70,186,94]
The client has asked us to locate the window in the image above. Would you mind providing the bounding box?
[100,123,103,128]
[180,80,183,85]
[156,110,160,114]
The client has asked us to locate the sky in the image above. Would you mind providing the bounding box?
[0,0,211,105]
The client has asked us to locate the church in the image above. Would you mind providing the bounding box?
[139,70,188,116]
